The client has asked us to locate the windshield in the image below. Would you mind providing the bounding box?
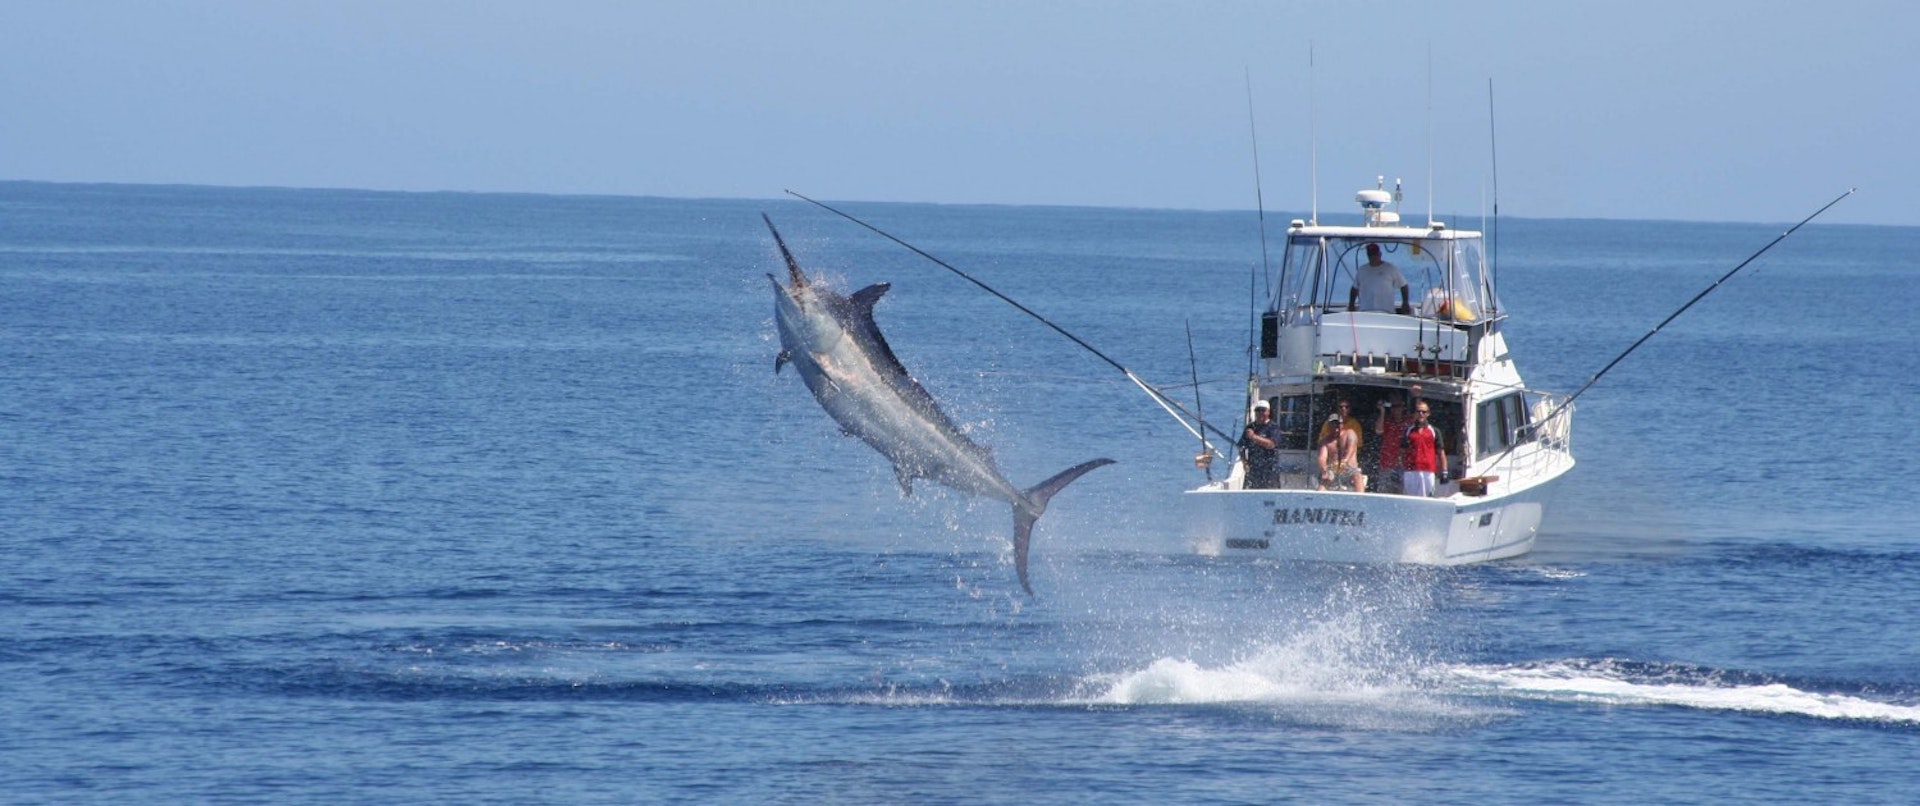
[1275,234,1499,324]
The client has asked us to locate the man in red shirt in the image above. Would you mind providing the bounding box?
[1374,384,1422,493]
[1401,400,1448,497]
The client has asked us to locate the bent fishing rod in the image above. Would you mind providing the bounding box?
[784,189,1237,452]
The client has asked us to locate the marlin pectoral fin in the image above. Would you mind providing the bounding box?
[892,466,915,497]
[775,349,791,373]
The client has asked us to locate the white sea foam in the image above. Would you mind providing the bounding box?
[1064,607,1501,729]
[1080,615,1400,707]
[1450,660,1920,724]
[1081,654,1395,707]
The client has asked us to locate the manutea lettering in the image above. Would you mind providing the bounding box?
[1272,508,1367,527]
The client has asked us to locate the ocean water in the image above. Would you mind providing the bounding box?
[3,181,1917,803]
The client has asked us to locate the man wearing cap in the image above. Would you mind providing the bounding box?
[1241,400,1282,490]
[1316,397,1364,454]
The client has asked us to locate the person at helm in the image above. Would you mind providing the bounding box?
[1349,243,1411,314]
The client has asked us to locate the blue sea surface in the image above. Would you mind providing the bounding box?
[4,181,1917,803]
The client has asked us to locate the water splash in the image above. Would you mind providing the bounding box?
[1057,589,1503,729]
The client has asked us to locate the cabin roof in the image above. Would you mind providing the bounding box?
[1286,223,1483,240]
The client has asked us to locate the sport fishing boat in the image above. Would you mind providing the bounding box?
[1185,181,1575,564]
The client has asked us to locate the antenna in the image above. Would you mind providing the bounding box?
[1309,42,1319,225]
[1425,44,1435,227]
[1487,77,1501,299]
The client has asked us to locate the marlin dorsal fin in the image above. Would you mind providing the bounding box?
[849,283,891,314]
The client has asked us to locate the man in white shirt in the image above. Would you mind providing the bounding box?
[1348,243,1410,313]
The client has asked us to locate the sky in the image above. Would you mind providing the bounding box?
[2,0,1913,226]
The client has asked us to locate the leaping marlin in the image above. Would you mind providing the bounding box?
[764,214,1113,594]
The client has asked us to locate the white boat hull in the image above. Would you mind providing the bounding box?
[1183,471,1567,565]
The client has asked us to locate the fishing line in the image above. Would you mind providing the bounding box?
[784,189,1239,448]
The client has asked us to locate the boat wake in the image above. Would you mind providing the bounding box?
[1046,653,1920,730]
[1446,658,1920,725]
[1061,612,1503,730]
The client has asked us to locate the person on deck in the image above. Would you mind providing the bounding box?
[1316,397,1364,448]
[1348,243,1411,314]
[1241,400,1282,490]
[1316,397,1365,490]
[1374,384,1422,494]
[1400,400,1449,498]
[1316,415,1367,492]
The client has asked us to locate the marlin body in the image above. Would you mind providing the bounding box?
[764,215,1112,593]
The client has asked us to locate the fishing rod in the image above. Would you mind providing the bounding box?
[1245,68,1273,305]
[1242,69,1271,427]
[783,189,1239,449]
[1186,319,1216,480]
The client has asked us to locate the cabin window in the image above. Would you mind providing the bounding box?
[1475,393,1534,459]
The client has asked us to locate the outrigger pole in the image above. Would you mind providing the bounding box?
[1555,187,1856,413]
[784,189,1237,452]
[1480,187,1854,472]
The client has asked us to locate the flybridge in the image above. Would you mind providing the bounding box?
[1261,210,1500,382]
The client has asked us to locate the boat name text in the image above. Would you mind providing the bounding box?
[1272,507,1367,527]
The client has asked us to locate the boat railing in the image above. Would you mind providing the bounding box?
[1524,394,1575,453]
[1320,351,1475,381]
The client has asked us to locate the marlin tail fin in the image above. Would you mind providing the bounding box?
[1011,458,1115,595]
